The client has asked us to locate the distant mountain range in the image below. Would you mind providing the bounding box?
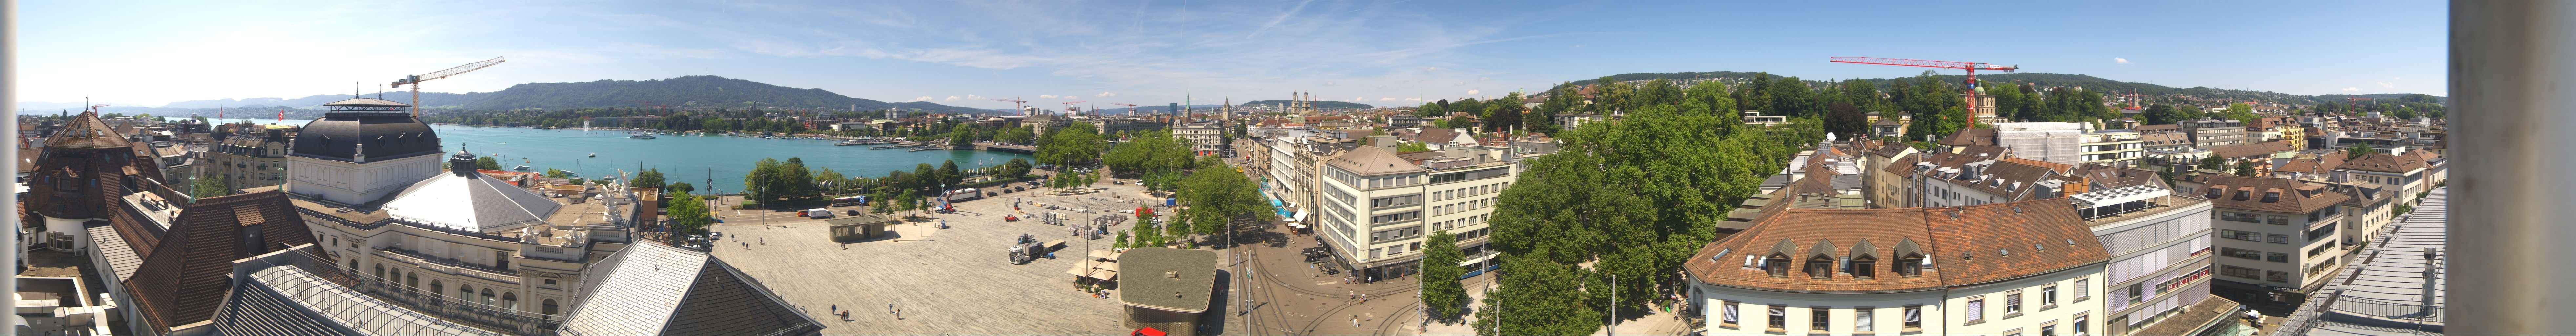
[1555,71,2444,106]
[23,75,991,116]
[1238,100,1372,109]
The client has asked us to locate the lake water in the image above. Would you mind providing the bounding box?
[208,118,1031,193]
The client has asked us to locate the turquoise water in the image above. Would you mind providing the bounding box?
[208,118,1031,193]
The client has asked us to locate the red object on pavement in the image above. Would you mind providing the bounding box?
[1133,328,1167,336]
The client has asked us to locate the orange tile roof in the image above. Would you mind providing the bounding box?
[1684,197,2109,292]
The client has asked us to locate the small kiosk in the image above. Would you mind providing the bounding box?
[827,214,897,242]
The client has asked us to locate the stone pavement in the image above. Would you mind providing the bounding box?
[1237,223,1421,336]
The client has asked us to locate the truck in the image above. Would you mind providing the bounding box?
[1009,234,1049,265]
[947,188,984,202]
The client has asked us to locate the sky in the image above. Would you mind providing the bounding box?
[19,1,2447,110]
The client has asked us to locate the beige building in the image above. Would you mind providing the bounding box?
[2078,129,2145,167]
[1313,143,1515,281]
[207,123,296,190]
[2185,174,2351,308]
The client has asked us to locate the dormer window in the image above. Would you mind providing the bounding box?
[1765,254,1791,277]
[1897,253,1925,277]
[1806,254,1835,279]
[1851,255,1878,279]
[2262,191,2281,203]
[2233,190,2251,201]
[2206,188,2222,198]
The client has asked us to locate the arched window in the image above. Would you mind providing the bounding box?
[458,285,473,301]
[404,272,418,288]
[481,288,496,305]
[1764,254,1791,277]
[348,259,359,271]
[431,281,444,297]
[1806,254,1835,279]
[374,264,385,279]
[502,292,519,311]
[542,299,559,316]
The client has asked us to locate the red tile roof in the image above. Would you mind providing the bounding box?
[1684,198,2109,292]
[2337,152,2426,173]
[2190,174,2351,214]
[124,190,319,333]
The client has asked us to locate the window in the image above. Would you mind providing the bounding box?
[2265,215,2290,225]
[2041,324,2058,336]
[2220,229,2264,242]
[1851,255,1878,279]
[1897,253,1924,277]
[2126,284,2143,304]
[1721,301,1740,327]
[2006,293,2024,315]
[431,281,445,297]
[481,288,497,304]
[2266,271,2290,283]
[1903,305,1923,330]
[2075,279,2090,301]
[1855,308,1875,332]
[1769,305,1789,330]
[2220,211,2262,223]
[2223,266,2262,280]
[2223,247,2263,260]
[2267,233,2290,244]
[542,299,560,316]
[1812,307,1831,331]
[1807,255,1836,279]
[2074,315,2089,335]
[2268,252,2290,263]
[2043,286,2059,308]
[543,279,557,285]
[1966,298,1986,322]
[1766,254,1791,277]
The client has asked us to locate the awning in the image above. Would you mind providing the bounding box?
[1288,222,1306,229]
[1291,210,1308,222]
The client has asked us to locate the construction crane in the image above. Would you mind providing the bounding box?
[1108,103,1139,116]
[1059,101,1085,116]
[1829,57,2017,129]
[990,97,1029,115]
[391,56,506,116]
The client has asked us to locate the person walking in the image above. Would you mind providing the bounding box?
[889,304,895,315]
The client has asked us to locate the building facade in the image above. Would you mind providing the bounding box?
[208,123,295,190]
[2078,129,2145,168]
[1313,145,1514,281]
[2179,119,2248,148]
[2190,174,2351,310]
[1685,198,2109,336]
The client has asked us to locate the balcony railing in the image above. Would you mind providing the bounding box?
[378,246,519,278]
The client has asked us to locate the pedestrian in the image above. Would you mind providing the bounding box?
[1349,290,1356,300]
[889,304,895,314]
[760,237,766,245]
[1353,315,1360,326]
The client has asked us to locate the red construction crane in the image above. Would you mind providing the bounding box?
[1059,101,1087,115]
[1108,103,1139,116]
[991,97,1029,115]
[1830,57,2018,129]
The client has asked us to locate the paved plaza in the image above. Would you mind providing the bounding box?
[711,180,1250,335]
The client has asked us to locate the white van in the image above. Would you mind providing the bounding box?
[806,208,835,219]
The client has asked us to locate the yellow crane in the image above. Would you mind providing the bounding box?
[391,56,506,116]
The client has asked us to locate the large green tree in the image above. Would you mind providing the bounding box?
[474,157,503,171]
[1175,155,1272,243]
[632,168,667,193]
[666,191,714,236]
[1471,256,1603,336]
[1422,230,1467,320]
[1035,122,1106,166]
[190,175,233,199]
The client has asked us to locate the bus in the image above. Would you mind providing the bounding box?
[830,196,868,207]
[946,188,983,202]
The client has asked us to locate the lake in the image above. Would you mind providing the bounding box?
[207,118,1032,193]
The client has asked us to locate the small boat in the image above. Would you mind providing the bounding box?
[631,134,656,139]
[514,165,531,171]
[587,153,597,157]
[561,170,579,176]
[598,176,621,181]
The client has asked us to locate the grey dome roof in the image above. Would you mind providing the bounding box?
[291,112,441,162]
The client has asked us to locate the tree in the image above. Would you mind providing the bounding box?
[1422,230,1467,320]
[1175,155,1272,242]
[191,175,233,199]
[938,160,964,189]
[2141,104,2187,125]
[995,126,1036,144]
[813,168,846,196]
[1823,102,1868,140]
[474,157,503,171]
[2201,156,2228,171]
[1036,122,1106,166]
[1486,93,1527,134]
[2224,102,2259,122]
[666,191,714,236]
[2233,160,2257,176]
[948,123,975,146]
[2348,143,2374,159]
[665,182,696,194]
[632,169,667,193]
[997,158,1034,181]
[1397,142,1431,152]
[545,168,572,178]
[1471,256,1602,336]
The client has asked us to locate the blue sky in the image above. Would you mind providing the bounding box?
[20,1,2446,110]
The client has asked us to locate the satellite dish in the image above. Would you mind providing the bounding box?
[1826,132,1839,142]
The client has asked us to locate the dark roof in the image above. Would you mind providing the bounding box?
[666,255,821,336]
[2276,155,2345,176]
[558,242,821,336]
[29,110,168,221]
[1118,248,1220,313]
[2209,140,2296,159]
[2192,174,2352,214]
[1954,144,2011,160]
[124,189,320,333]
[2072,163,2169,190]
[1683,197,2110,292]
[322,97,413,107]
[1938,128,1997,147]
[289,112,441,163]
[2134,124,2181,133]
[1879,154,1921,178]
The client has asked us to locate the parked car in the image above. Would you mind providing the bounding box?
[806,208,835,219]
[987,191,999,197]
[1113,180,1125,185]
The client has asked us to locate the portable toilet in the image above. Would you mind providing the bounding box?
[1165,198,1176,206]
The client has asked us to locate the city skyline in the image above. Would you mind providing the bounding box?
[24,1,2444,109]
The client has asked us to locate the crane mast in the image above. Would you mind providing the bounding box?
[392,56,507,116]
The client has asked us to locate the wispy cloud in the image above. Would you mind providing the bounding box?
[1466,89,1480,95]
[1096,92,1116,97]
[945,96,963,101]
[2342,87,2360,92]
[2114,57,2131,64]
[2377,82,2395,88]
[912,96,933,101]
[1039,94,1060,99]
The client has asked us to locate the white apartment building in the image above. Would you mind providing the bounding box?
[2188,174,2351,308]
[1313,144,1514,281]
[2079,129,2145,168]
[2065,167,2218,335]
[1991,122,2087,166]
[1686,198,2108,336]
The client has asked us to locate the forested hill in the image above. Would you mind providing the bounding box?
[456,75,984,113]
[147,75,986,115]
[1238,100,1373,109]
[1557,71,2444,106]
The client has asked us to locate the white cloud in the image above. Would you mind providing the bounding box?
[966,94,985,100]
[1378,97,1395,101]
[1351,97,1362,102]
[1039,94,1060,98]
[1096,92,1116,97]
[1466,89,1480,95]
[945,96,962,101]
[1405,98,1423,101]
[2115,57,2130,64]
[2377,82,2395,88]
[912,96,933,101]
[2342,87,2360,92]
[1065,95,1083,99]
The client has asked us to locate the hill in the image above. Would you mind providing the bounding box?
[39,75,989,116]
[1239,100,1372,109]
[1556,71,2444,106]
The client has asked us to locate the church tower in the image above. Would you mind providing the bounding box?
[288,97,444,205]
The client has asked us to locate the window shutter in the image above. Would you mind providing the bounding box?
[1905,306,1923,324]
[1723,303,1739,323]
[1856,309,1875,331]
[1968,301,1985,321]
[2009,294,2022,308]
